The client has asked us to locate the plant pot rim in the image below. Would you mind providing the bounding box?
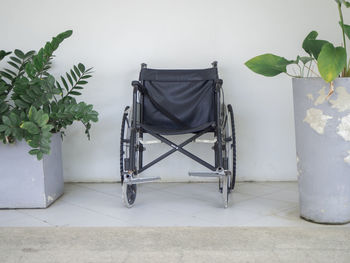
[292,77,350,81]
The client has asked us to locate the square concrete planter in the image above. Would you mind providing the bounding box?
[0,133,63,208]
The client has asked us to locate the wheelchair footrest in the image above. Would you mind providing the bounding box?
[188,172,222,178]
[189,169,231,178]
[124,176,161,185]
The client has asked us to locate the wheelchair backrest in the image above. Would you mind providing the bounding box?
[139,67,218,131]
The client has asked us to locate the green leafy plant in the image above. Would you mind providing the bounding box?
[0,30,98,160]
[245,0,350,96]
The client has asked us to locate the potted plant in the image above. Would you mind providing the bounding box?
[245,0,350,224]
[0,30,98,208]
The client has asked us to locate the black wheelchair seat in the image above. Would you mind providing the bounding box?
[140,68,218,134]
[141,121,215,135]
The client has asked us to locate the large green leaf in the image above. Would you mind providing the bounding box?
[73,65,81,77]
[302,31,318,47]
[25,50,35,59]
[28,106,38,122]
[37,113,49,127]
[14,99,29,109]
[2,116,11,126]
[78,63,85,72]
[20,121,40,134]
[245,54,294,77]
[69,91,81,96]
[29,149,40,156]
[317,43,347,82]
[14,50,25,59]
[0,102,9,114]
[9,112,19,126]
[302,31,329,59]
[302,31,318,55]
[305,40,329,59]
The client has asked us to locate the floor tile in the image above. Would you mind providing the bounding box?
[158,182,227,203]
[0,210,24,223]
[235,182,281,196]
[19,200,131,227]
[143,182,181,191]
[260,181,299,191]
[0,214,50,227]
[232,197,295,216]
[76,183,121,197]
[262,189,299,204]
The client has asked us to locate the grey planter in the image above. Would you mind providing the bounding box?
[293,78,350,224]
[0,133,63,208]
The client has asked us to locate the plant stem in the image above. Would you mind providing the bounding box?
[338,2,348,74]
[296,63,303,77]
[303,65,321,78]
[326,81,335,100]
[63,69,90,99]
[285,72,299,78]
[301,64,305,77]
[307,59,312,77]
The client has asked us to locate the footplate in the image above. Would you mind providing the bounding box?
[123,176,161,185]
[189,168,232,208]
[188,168,231,178]
[188,172,222,177]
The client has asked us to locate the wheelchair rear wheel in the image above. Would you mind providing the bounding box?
[220,104,236,207]
[226,104,236,191]
[120,106,138,208]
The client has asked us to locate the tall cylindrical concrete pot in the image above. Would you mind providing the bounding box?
[293,78,350,224]
[0,133,63,208]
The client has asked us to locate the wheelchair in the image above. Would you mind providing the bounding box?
[120,62,236,208]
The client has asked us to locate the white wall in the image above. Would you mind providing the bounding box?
[0,0,341,182]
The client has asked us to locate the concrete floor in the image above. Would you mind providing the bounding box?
[1,182,350,227]
[1,182,350,262]
[1,227,350,263]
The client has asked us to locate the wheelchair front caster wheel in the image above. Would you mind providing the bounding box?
[122,182,137,208]
[222,175,230,208]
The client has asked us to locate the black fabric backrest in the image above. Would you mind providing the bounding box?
[140,68,218,131]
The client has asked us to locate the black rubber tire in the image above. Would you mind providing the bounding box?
[123,183,137,207]
[127,184,137,203]
[120,106,138,207]
[120,106,130,184]
[227,104,237,190]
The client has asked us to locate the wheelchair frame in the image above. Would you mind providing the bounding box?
[120,62,236,208]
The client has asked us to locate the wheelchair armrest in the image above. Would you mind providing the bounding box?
[131,81,144,93]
